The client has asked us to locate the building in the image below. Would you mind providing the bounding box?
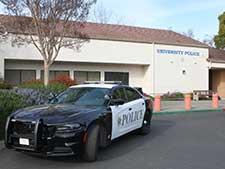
[209,48,225,97]
[0,15,224,96]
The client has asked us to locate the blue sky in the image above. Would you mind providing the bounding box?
[94,0,225,40]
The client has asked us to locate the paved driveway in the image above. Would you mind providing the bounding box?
[1,111,225,169]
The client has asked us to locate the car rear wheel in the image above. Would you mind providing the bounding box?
[139,110,152,135]
[83,124,100,162]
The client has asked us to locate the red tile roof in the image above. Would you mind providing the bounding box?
[209,48,225,63]
[0,14,207,47]
[81,22,207,47]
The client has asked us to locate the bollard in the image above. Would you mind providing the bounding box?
[184,94,192,111]
[154,95,161,112]
[212,93,219,109]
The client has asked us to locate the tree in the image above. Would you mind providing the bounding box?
[92,3,113,24]
[214,12,225,49]
[182,29,195,39]
[91,2,125,25]
[203,34,215,47]
[0,0,96,86]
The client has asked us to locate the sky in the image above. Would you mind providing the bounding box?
[92,0,225,41]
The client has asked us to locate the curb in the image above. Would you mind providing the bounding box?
[153,108,224,115]
[0,140,4,150]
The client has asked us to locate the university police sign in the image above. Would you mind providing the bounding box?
[157,49,200,56]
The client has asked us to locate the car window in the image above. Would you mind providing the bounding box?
[112,88,127,101]
[125,87,141,102]
[52,87,109,106]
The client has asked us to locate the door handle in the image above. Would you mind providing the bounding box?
[129,108,132,111]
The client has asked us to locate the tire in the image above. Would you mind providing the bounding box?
[83,124,100,162]
[139,110,152,135]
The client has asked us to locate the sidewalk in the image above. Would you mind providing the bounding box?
[154,100,225,114]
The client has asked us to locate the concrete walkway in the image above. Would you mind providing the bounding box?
[155,100,225,113]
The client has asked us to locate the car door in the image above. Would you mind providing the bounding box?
[110,87,146,140]
[110,87,129,140]
[123,87,146,131]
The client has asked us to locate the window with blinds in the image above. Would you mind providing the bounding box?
[40,70,70,81]
[74,71,101,84]
[104,72,129,85]
[5,70,36,85]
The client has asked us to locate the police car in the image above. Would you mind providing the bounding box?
[5,82,153,161]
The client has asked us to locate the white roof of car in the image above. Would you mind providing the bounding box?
[70,83,118,89]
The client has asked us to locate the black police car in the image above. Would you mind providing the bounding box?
[5,82,153,161]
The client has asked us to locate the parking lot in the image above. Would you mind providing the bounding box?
[1,111,225,169]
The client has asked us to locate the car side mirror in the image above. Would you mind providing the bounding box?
[110,99,125,106]
[48,93,58,103]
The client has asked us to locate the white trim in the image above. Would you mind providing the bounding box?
[211,62,225,69]
[69,70,74,80]
[0,58,4,80]
[101,71,105,81]
[70,83,116,89]
[36,69,41,79]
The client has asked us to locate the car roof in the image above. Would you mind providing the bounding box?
[70,83,118,89]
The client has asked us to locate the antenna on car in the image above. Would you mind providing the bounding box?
[84,81,123,85]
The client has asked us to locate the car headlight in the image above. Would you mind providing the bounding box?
[56,123,81,132]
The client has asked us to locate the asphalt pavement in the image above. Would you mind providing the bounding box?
[1,111,225,169]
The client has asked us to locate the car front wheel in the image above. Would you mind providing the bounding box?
[83,124,100,162]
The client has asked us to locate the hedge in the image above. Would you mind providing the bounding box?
[0,81,12,90]
[0,77,76,140]
[0,91,28,140]
[19,80,68,94]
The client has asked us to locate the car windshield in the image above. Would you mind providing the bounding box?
[51,87,110,106]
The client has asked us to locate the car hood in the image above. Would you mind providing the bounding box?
[12,104,104,124]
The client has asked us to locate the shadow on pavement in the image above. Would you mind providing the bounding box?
[13,118,176,163]
[98,119,175,161]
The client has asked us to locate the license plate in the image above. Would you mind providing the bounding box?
[19,138,29,146]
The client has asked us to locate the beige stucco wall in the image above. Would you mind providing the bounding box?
[211,69,225,98]
[0,34,153,93]
[153,44,209,94]
[0,34,212,95]
[0,35,152,65]
[5,60,147,91]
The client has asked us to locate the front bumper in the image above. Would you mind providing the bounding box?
[5,117,85,157]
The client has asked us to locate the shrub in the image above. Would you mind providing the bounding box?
[0,81,12,89]
[19,79,45,90]
[0,79,69,140]
[50,75,76,87]
[18,81,67,105]
[0,91,27,140]
[47,82,68,95]
[20,79,67,94]
[149,95,155,100]
[13,88,51,105]
[0,90,27,113]
[162,92,184,101]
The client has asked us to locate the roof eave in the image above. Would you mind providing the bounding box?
[208,59,225,64]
